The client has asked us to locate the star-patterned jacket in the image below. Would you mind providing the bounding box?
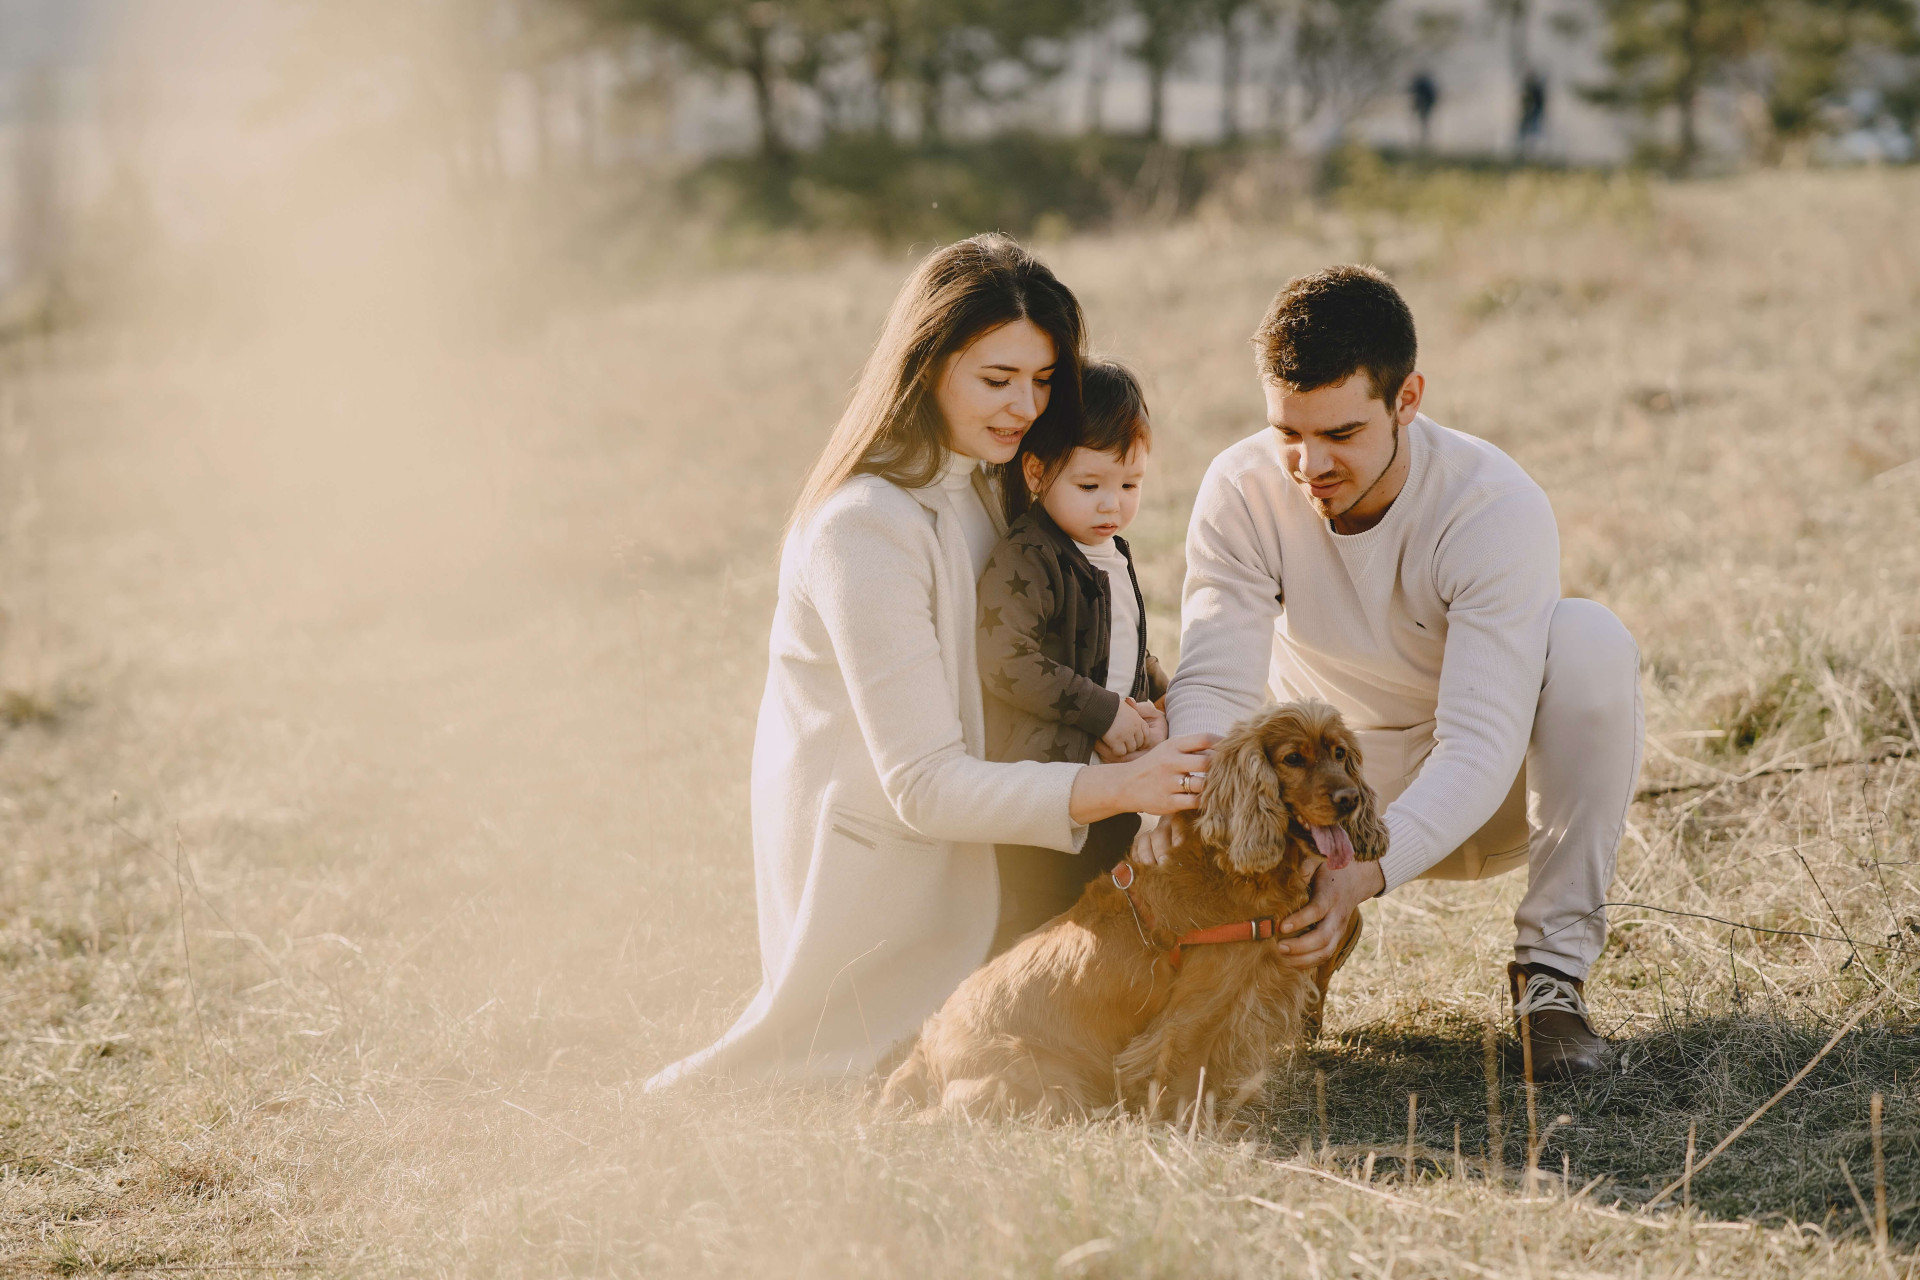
[977,507,1169,767]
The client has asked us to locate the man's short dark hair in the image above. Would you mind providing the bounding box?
[1251,265,1417,408]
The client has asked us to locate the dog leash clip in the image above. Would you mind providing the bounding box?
[1110,861,1155,952]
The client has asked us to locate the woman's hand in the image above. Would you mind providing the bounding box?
[1069,733,1217,826]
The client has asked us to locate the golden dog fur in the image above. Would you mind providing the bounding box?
[881,700,1387,1122]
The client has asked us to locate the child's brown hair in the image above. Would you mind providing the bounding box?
[1004,359,1153,524]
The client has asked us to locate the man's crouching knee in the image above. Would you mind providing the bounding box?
[1544,598,1639,729]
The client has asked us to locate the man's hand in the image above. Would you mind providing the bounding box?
[1136,699,1168,748]
[1128,813,1180,866]
[1274,857,1386,970]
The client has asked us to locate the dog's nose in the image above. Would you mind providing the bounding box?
[1332,787,1359,815]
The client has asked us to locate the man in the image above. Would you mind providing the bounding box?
[1409,72,1439,150]
[1518,72,1548,159]
[1159,266,1643,1079]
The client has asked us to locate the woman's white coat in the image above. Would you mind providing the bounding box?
[646,463,1085,1088]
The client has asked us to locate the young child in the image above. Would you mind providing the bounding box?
[978,360,1169,954]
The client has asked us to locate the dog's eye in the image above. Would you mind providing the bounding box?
[1283,753,1306,768]
[1332,745,1347,761]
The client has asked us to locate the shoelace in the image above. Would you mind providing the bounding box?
[1514,972,1594,1031]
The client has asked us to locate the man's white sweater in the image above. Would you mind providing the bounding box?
[1166,414,1561,891]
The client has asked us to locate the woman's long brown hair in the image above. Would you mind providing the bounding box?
[790,234,1086,528]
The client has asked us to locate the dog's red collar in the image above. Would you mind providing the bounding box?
[1109,861,1307,971]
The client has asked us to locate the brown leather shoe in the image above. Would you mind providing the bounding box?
[1302,911,1364,1041]
[1508,962,1608,1081]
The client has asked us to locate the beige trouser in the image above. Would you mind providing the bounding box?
[1354,599,1644,980]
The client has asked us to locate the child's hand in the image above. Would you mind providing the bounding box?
[1135,698,1168,750]
[1099,698,1151,760]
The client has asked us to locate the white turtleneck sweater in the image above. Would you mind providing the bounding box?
[1166,415,1561,891]
[937,451,1001,576]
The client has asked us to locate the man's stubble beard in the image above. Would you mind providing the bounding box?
[1331,417,1402,523]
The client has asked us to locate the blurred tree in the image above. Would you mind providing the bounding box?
[1295,0,1406,140]
[1747,0,1920,158]
[1126,0,1208,140]
[851,0,967,139]
[1489,0,1531,81]
[1079,0,1122,134]
[1584,0,1768,171]
[848,0,1087,140]
[1882,56,1920,151]
[583,0,838,159]
[1199,0,1279,140]
[1586,0,1919,169]
[491,1,618,177]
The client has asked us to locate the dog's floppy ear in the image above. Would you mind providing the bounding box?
[1198,714,1292,873]
[1339,727,1391,862]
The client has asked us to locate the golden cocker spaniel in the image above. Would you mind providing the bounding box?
[882,699,1387,1122]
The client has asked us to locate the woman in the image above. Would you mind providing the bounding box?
[646,235,1213,1089]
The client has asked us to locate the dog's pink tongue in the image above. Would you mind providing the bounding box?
[1310,825,1356,870]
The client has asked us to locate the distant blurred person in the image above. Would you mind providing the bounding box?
[1518,72,1548,159]
[1409,72,1439,150]
[977,360,1167,955]
[645,235,1215,1091]
[1138,266,1643,1079]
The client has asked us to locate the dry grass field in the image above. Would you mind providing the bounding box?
[1,163,1918,1277]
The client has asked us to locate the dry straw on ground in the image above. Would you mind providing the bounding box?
[0,165,1917,1277]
